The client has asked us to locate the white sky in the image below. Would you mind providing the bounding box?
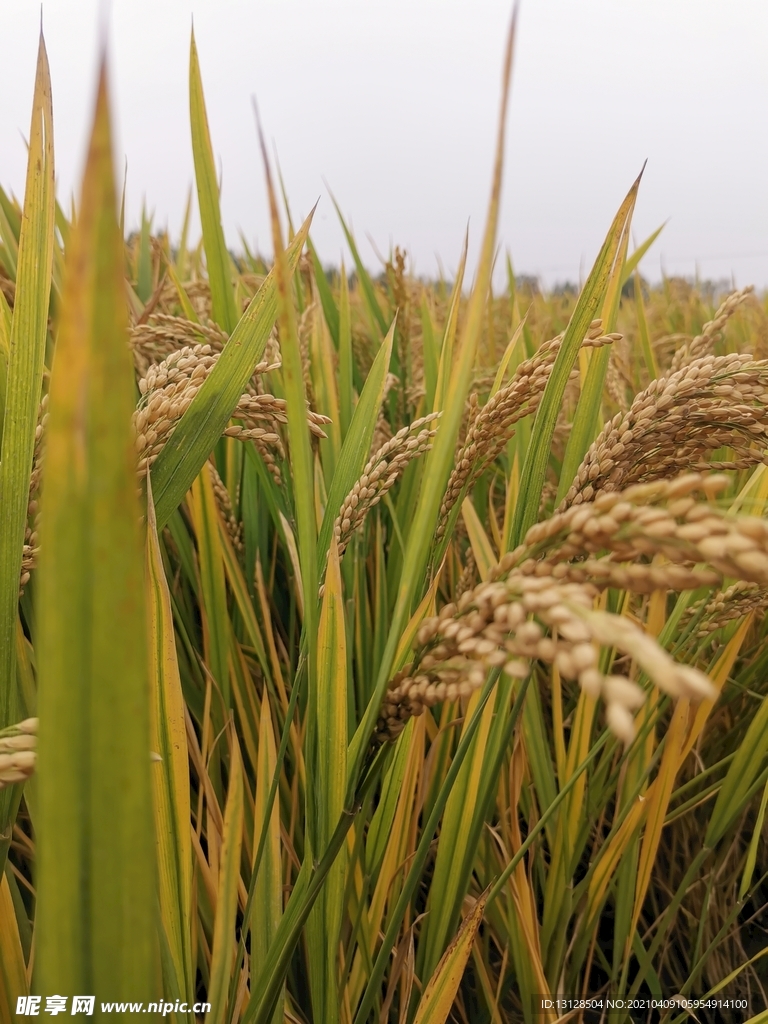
[1,0,767,289]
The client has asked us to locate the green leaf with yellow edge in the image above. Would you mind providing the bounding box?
[337,261,354,438]
[251,695,283,1024]
[265,195,314,584]
[35,62,155,1004]
[705,686,768,848]
[166,260,201,324]
[418,692,497,982]
[740,775,768,900]
[307,237,339,345]
[309,307,342,484]
[317,319,395,571]
[512,167,643,545]
[412,888,490,1024]
[205,728,244,1024]
[364,715,419,885]
[175,185,193,281]
[328,192,388,338]
[555,198,634,506]
[307,536,348,1024]
[0,202,18,282]
[0,874,28,1024]
[0,289,11,430]
[353,671,502,1024]
[460,498,497,580]
[0,185,21,249]
[189,463,231,708]
[626,698,687,956]
[0,32,54,858]
[420,291,439,411]
[146,481,193,1021]
[350,718,424,1010]
[348,11,517,786]
[245,849,313,1024]
[136,205,153,303]
[215,511,271,682]
[490,312,527,397]
[431,236,467,415]
[634,267,658,379]
[149,211,313,530]
[189,30,238,333]
[620,220,666,287]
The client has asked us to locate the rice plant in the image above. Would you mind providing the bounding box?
[2,17,768,1024]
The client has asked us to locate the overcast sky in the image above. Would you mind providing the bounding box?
[1,0,766,289]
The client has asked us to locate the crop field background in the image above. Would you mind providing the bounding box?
[1,10,768,1024]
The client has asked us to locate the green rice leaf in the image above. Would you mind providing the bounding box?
[511,167,643,546]
[308,238,340,345]
[620,221,666,287]
[328,192,388,338]
[146,482,194,1023]
[189,463,231,708]
[35,62,155,1003]
[337,261,354,437]
[0,30,55,863]
[306,537,347,1023]
[149,213,313,530]
[348,12,517,783]
[0,185,21,248]
[189,30,238,333]
[204,729,244,1024]
[0,290,11,430]
[420,292,439,411]
[136,205,153,303]
[251,695,283,1024]
[317,319,395,570]
[705,692,768,848]
[635,269,658,379]
[555,199,634,506]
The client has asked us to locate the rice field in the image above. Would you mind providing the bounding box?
[2,20,768,1024]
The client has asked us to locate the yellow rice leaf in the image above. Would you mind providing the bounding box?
[278,511,304,622]
[729,463,768,516]
[432,238,468,414]
[307,535,347,1022]
[490,313,528,396]
[393,556,445,667]
[204,729,244,1024]
[585,798,646,931]
[627,697,687,951]
[412,889,490,1024]
[680,613,753,762]
[310,309,342,481]
[189,463,231,707]
[146,483,194,1016]
[252,693,283,1024]
[0,873,27,1022]
[350,717,424,1006]
[188,30,238,333]
[165,261,201,324]
[505,739,553,1017]
[420,690,496,980]
[461,498,497,579]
